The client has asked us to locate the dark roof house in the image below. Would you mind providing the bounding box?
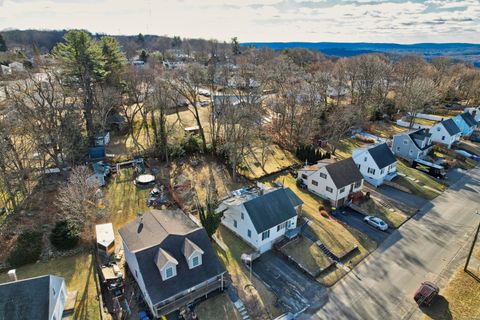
[460,112,478,127]
[367,143,396,169]
[325,158,364,189]
[440,118,462,136]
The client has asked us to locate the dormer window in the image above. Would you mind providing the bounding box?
[183,238,204,269]
[155,248,178,281]
[165,266,174,279]
[192,256,200,267]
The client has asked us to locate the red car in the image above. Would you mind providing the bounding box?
[414,281,439,306]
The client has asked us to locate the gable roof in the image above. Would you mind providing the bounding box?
[119,210,226,306]
[182,238,204,259]
[408,129,433,151]
[367,143,396,169]
[440,118,461,136]
[460,112,477,127]
[243,188,302,233]
[325,158,363,189]
[0,275,64,320]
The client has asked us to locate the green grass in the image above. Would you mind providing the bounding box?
[395,160,447,200]
[0,253,101,320]
[359,198,407,229]
[281,237,332,275]
[195,292,242,320]
[335,138,366,160]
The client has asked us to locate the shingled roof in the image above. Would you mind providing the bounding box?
[325,158,363,189]
[243,188,303,233]
[367,143,396,170]
[440,118,461,136]
[460,112,478,127]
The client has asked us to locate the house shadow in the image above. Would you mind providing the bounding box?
[419,295,452,320]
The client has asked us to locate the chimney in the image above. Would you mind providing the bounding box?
[7,269,17,282]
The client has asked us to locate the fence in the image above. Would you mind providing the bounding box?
[396,119,431,129]
[408,112,444,122]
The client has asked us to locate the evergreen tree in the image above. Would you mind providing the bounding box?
[0,34,6,52]
[139,49,148,63]
[231,37,241,55]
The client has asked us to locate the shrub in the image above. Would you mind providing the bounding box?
[8,230,43,267]
[318,205,325,212]
[181,134,202,154]
[320,210,329,218]
[50,220,80,250]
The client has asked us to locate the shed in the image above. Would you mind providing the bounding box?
[95,132,110,146]
[96,223,115,257]
[89,146,106,160]
[184,126,200,135]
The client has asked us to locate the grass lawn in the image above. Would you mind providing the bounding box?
[0,253,102,320]
[195,292,242,320]
[423,268,480,320]
[280,236,333,275]
[359,198,407,229]
[265,173,376,286]
[409,117,437,127]
[215,226,284,319]
[239,143,299,180]
[334,138,367,160]
[366,122,407,139]
[395,160,447,200]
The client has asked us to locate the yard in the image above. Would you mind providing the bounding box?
[215,226,284,319]
[366,122,407,139]
[194,292,242,320]
[280,236,333,276]
[334,137,368,160]
[265,173,377,286]
[0,253,102,320]
[358,198,408,229]
[395,160,447,200]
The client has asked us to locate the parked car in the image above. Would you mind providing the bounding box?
[363,216,388,231]
[414,281,439,306]
[455,149,480,161]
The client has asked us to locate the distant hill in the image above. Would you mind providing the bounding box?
[243,42,480,66]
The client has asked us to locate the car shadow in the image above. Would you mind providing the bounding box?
[419,295,452,320]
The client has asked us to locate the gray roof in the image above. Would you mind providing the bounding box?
[441,119,461,136]
[325,158,364,189]
[460,112,477,127]
[368,143,396,169]
[0,275,64,320]
[243,188,303,233]
[119,210,226,306]
[409,129,433,151]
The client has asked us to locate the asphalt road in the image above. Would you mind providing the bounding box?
[334,207,391,244]
[306,166,480,320]
[376,185,428,210]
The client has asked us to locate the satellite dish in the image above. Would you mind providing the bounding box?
[136,212,144,224]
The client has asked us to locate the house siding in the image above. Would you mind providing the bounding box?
[429,123,460,148]
[453,116,476,136]
[353,150,397,187]
[49,278,67,320]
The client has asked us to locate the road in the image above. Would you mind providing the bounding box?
[306,166,480,320]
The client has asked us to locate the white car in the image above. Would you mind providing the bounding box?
[364,216,388,231]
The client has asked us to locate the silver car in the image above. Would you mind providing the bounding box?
[363,216,388,231]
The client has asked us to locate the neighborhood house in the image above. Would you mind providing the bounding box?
[453,112,478,136]
[119,209,227,318]
[297,158,364,207]
[218,187,303,254]
[352,143,397,187]
[0,274,67,320]
[429,118,461,149]
[392,129,433,161]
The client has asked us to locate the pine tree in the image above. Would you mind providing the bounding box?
[0,34,7,52]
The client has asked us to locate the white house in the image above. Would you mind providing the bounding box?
[297,158,364,207]
[8,61,25,73]
[429,118,461,148]
[118,209,226,318]
[0,274,67,320]
[352,143,397,187]
[464,107,480,122]
[218,187,303,254]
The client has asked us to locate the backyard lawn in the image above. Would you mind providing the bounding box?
[215,226,284,319]
[366,122,407,139]
[195,292,242,320]
[280,236,333,276]
[395,160,447,200]
[265,173,376,286]
[0,253,102,320]
[334,138,368,160]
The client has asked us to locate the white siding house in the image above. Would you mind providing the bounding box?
[297,158,364,207]
[429,119,461,149]
[219,187,303,254]
[352,143,397,187]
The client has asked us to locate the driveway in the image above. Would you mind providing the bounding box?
[252,251,327,315]
[334,207,391,244]
[376,185,428,209]
[308,166,480,320]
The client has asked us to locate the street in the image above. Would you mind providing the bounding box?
[306,166,480,320]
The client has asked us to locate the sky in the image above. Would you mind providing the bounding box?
[0,0,479,43]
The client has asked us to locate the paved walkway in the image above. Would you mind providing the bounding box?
[306,166,480,320]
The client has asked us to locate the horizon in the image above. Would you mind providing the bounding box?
[1,0,479,43]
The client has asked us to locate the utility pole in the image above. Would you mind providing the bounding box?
[464,214,480,272]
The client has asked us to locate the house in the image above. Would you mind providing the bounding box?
[8,62,25,73]
[465,107,480,122]
[0,274,67,320]
[453,112,478,136]
[429,118,461,148]
[213,95,261,119]
[119,209,227,318]
[218,187,303,254]
[392,129,433,161]
[352,143,397,187]
[297,158,363,207]
[94,131,110,146]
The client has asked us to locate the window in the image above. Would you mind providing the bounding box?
[364,157,367,162]
[301,173,307,179]
[437,127,441,132]
[247,229,252,238]
[403,139,408,145]
[357,164,361,169]
[135,270,138,279]
[192,256,199,267]
[396,147,400,151]
[339,187,345,193]
[233,220,237,228]
[261,230,270,240]
[312,180,318,186]
[277,221,287,232]
[380,168,385,174]
[165,267,174,279]
[241,212,244,220]
[441,136,445,141]
[320,173,327,179]
[326,186,333,193]
[367,167,375,175]
[354,181,362,188]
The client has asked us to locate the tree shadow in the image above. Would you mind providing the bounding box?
[419,295,452,320]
